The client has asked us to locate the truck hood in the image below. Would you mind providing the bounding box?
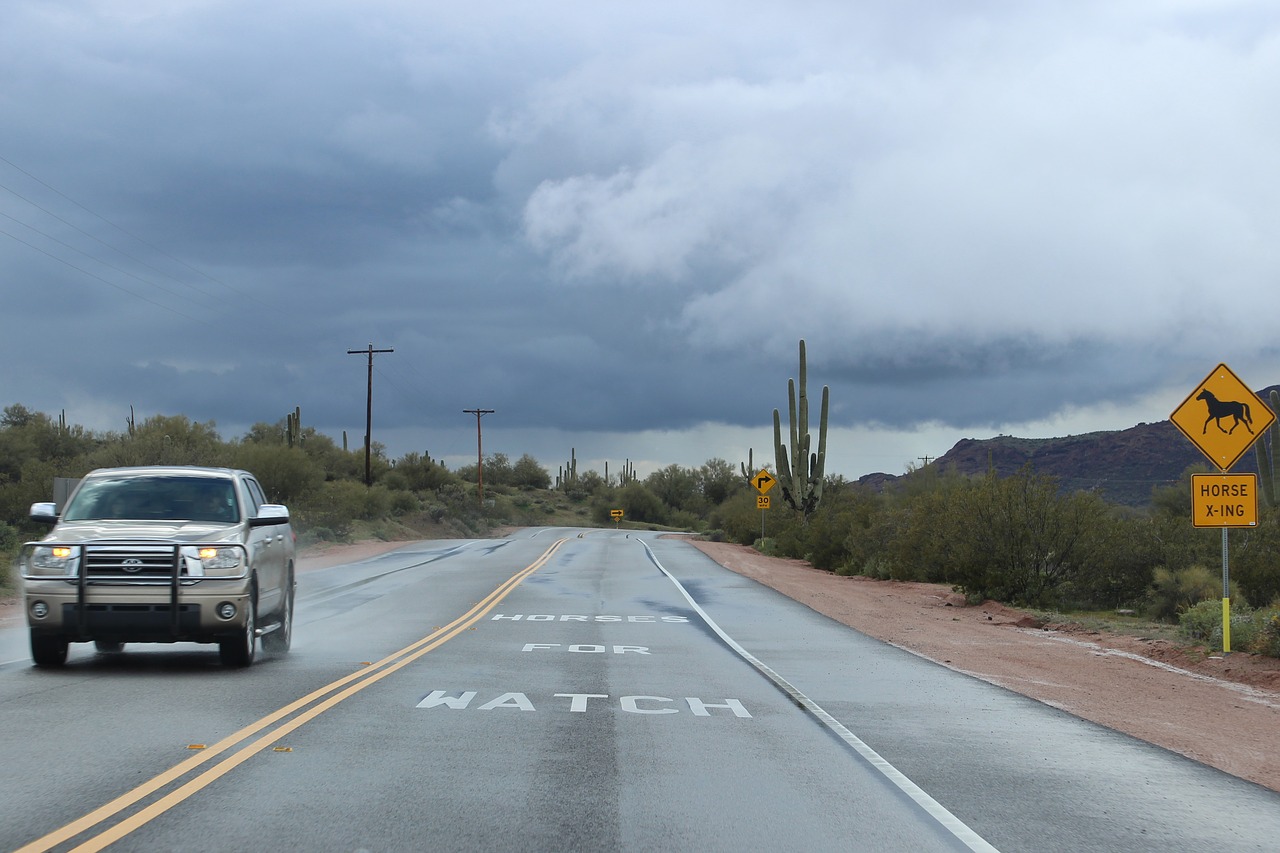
[40,520,243,545]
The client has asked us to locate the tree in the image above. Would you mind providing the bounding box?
[88,414,230,468]
[697,458,741,506]
[232,444,324,505]
[954,466,1109,605]
[392,452,456,492]
[602,483,667,525]
[511,454,552,489]
[645,464,702,514]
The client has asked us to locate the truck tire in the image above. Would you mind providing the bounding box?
[261,569,293,655]
[219,596,257,667]
[31,632,68,668]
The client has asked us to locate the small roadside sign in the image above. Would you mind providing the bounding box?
[1191,474,1258,528]
[610,509,624,520]
[757,495,770,510]
[1170,363,1275,471]
[753,470,776,494]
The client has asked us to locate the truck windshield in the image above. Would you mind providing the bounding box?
[63,476,240,523]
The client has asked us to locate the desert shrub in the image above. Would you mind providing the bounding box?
[1249,607,1280,657]
[1177,599,1220,642]
[388,489,420,515]
[1227,513,1280,607]
[1178,599,1257,648]
[297,481,394,537]
[1148,565,1225,623]
[667,509,702,532]
[858,555,892,580]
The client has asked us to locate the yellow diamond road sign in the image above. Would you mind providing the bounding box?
[1170,363,1275,471]
[753,470,777,494]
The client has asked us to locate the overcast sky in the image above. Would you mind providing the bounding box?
[4,0,1280,480]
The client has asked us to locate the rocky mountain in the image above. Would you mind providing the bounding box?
[860,386,1280,507]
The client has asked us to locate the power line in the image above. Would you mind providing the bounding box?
[0,207,217,311]
[0,153,271,310]
[0,224,200,322]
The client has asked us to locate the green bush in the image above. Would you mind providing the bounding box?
[1178,598,1257,649]
[388,490,420,515]
[1148,566,1227,623]
[1250,607,1280,657]
[859,555,892,580]
[1178,599,1222,642]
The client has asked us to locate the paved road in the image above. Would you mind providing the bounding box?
[3,529,1279,852]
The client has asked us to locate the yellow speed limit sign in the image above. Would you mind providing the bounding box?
[756,495,770,510]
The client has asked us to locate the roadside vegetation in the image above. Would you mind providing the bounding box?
[3,403,1278,657]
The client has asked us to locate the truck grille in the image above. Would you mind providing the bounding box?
[84,543,182,581]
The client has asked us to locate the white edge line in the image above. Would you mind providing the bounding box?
[641,539,1000,853]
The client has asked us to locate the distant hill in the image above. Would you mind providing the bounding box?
[859,386,1280,507]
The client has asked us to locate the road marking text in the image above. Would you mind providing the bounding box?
[416,691,751,717]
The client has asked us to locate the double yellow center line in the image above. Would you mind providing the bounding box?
[19,538,567,853]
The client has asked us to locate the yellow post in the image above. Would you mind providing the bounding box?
[1222,597,1231,653]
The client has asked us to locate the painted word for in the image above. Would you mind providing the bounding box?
[491,614,689,622]
[522,643,650,654]
[416,691,751,717]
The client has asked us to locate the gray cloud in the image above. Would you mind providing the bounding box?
[3,1,1279,477]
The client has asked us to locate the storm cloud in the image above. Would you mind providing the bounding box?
[3,1,1279,477]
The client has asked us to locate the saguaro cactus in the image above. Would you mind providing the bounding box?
[286,406,302,447]
[773,339,829,521]
[1255,389,1280,508]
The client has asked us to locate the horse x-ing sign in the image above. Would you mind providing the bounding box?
[1170,363,1276,472]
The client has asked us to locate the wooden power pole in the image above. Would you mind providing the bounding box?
[463,408,495,504]
[347,343,394,486]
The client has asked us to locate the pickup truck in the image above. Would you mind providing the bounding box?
[19,466,295,668]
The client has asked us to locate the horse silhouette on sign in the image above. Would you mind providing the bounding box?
[1197,389,1254,435]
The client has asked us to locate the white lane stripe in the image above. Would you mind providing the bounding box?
[641,539,1000,853]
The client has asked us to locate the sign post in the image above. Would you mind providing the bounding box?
[1170,364,1275,653]
[753,470,776,541]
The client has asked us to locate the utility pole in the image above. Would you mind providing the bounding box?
[347,343,394,486]
[463,408,495,504]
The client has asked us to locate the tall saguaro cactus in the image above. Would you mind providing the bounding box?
[773,339,829,521]
[286,406,302,448]
[1255,389,1280,508]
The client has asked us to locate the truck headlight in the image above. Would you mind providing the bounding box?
[28,545,80,576]
[198,547,242,570]
[182,545,245,576]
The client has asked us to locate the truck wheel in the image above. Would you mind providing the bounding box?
[31,633,68,668]
[219,598,257,667]
[261,570,293,654]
